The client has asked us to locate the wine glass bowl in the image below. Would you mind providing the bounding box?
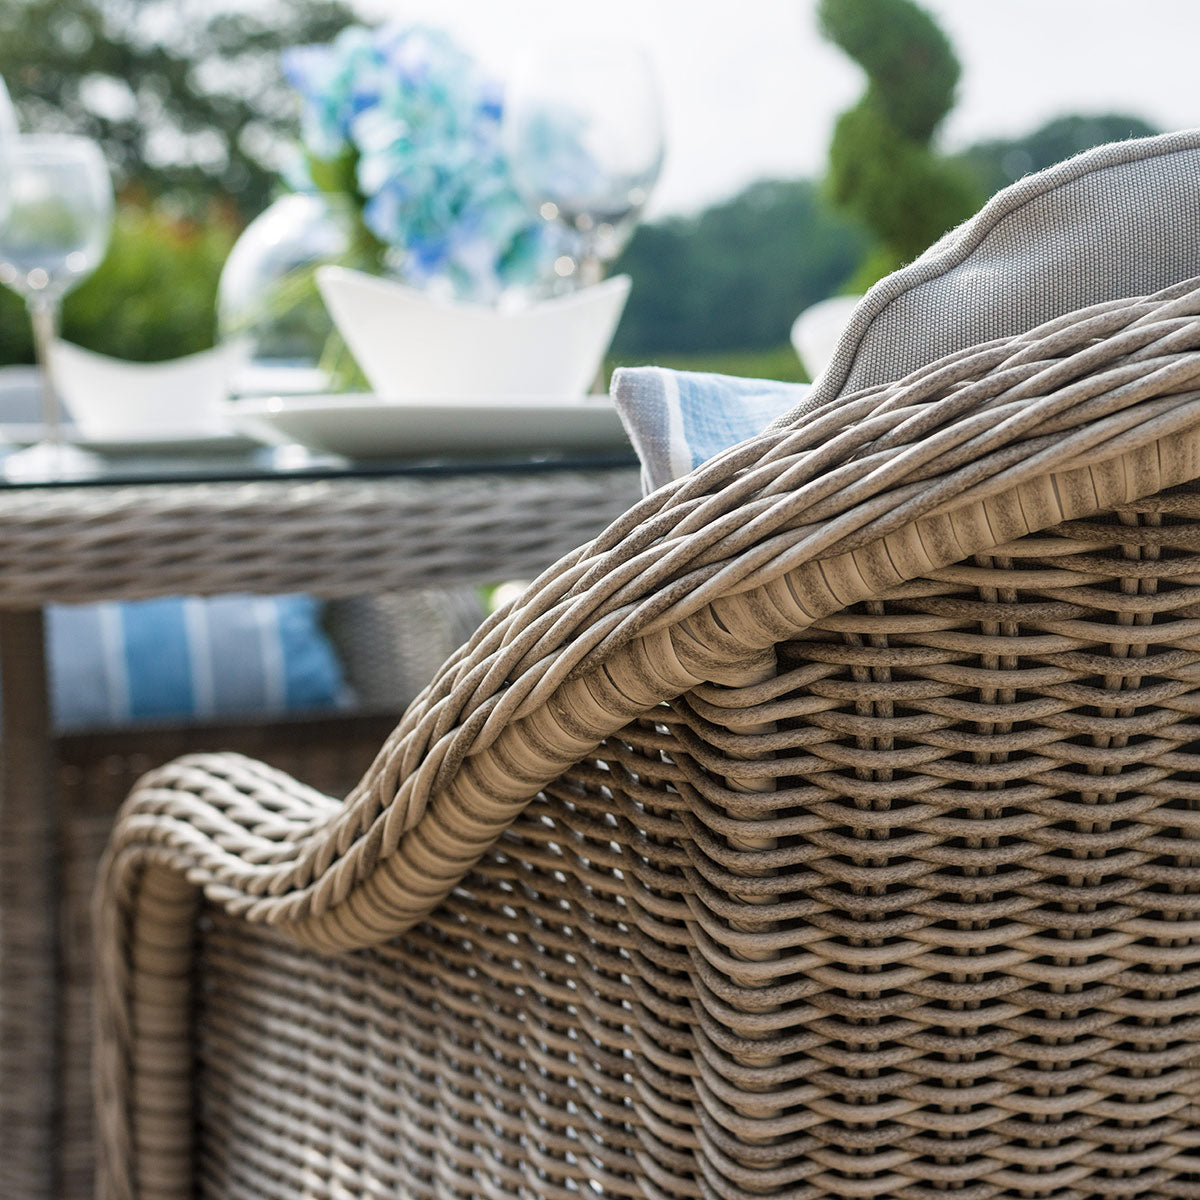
[0,135,112,301]
[504,43,664,286]
[0,76,17,222]
[0,133,113,478]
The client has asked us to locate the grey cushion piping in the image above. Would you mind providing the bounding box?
[772,126,1200,427]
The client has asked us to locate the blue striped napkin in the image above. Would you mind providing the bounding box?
[611,367,811,494]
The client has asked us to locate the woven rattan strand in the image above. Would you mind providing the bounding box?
[98,284,1200,1198]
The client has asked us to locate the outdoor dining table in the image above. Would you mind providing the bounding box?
[0,444,641,1200]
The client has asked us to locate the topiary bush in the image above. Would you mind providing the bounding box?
[819,0,982,289]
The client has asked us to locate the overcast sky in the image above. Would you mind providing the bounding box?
[358,0,1200,216]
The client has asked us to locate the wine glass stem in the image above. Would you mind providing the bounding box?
[27,296,64,446]
[577,231,605,288]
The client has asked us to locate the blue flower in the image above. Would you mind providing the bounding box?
[285,22,555,300]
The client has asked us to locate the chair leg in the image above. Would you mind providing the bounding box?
[0,608,60,1200]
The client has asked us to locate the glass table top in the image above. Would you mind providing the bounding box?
[0,442,639,489]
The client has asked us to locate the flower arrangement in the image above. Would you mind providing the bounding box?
[283,24,552,302]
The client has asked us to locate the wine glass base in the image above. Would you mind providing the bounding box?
[3,439,102,482]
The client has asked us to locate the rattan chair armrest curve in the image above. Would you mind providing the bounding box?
[101,279,1200,948]
[96,280,1200,1198]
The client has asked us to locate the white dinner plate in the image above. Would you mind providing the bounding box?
[0,423,55,446]
[0,425,263,456]
[75,432,265,456]
[230,394,633,460]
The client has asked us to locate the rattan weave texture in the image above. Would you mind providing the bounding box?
[0,466,638,1200]
[0,712,402,1200]
[97,284,1200,1198]
[0,469,638,606]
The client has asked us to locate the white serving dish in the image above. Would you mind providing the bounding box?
[315,266,630,400]
[48,338,247,440]
[232,393,632,460]
[790,294,862,381]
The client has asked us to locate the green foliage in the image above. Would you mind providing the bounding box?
[607,344,809,385]
[0,0,1163,385]
[0,201,237,365]
[818,0,959,142]
[610,103,1161,375]
[0,0,356,219]
[306,148,360,200]
[959,113,1160,194]
[610,179,866,356]
[819,0,982,287]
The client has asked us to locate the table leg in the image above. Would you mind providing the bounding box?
[0,609,60,1200]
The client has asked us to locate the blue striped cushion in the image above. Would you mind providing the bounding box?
[46,595,348,730]
[611,367,811,494]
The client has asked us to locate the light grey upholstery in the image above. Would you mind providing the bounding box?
[781,127,1200,418]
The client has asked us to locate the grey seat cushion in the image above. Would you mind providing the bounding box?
[779,126,1200,422]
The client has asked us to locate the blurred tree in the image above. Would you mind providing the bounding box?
[610,103,1156,365]
[960,113,1159,194]
[0,0,354,219]
[611,178,866,355]
[818,0,982,288]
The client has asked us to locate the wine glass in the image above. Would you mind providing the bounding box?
[0,134,113,479]
[504,43,664,288]
[0,77,18,223]
[0,77,17,160]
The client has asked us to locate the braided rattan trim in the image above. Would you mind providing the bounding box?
[96,280,1200,1197]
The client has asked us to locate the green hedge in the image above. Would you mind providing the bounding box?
[0,201,237,366]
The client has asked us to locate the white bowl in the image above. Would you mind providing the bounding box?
[316,266,631,400]
[790,294,862,381]
[48,339,246,439]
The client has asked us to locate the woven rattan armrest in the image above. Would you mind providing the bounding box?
[96,282,1200,1199]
